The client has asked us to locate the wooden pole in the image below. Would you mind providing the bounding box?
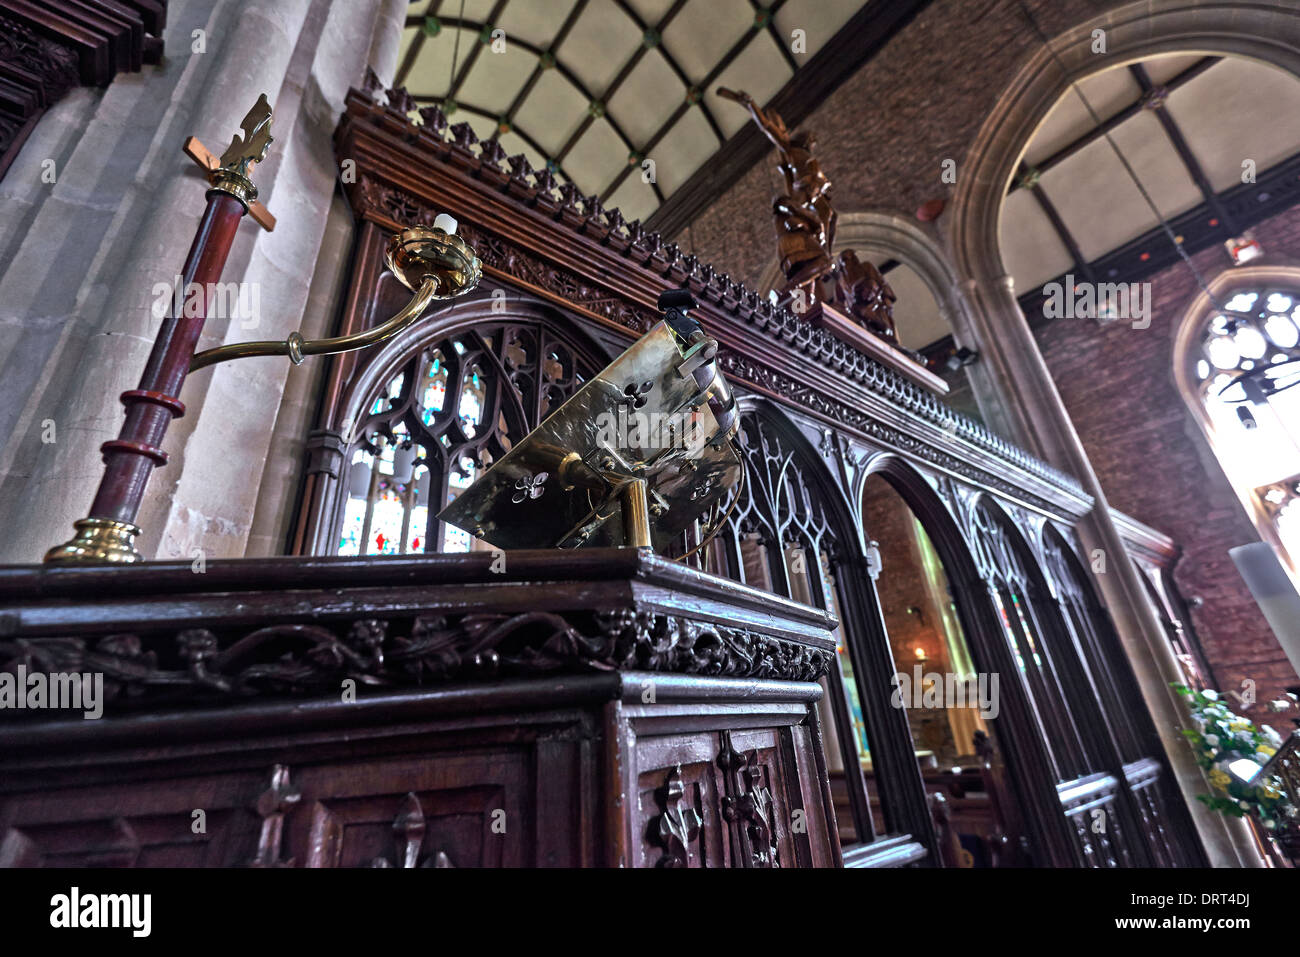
[45,96,275,563]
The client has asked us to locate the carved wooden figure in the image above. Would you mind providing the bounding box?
[717,87,837,304]
[833,248,898,342]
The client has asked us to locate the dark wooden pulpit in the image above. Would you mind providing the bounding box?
[0,548,842,867]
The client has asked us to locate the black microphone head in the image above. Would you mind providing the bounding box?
[657,288,696,312]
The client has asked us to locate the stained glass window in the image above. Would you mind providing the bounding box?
[1191,284,1300,568]
[335,321,596,556]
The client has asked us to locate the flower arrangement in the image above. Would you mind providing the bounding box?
[1171,684,1296,832]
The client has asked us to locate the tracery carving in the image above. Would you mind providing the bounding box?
[337,313,596,555]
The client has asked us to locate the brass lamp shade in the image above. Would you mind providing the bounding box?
[385,225,482,299]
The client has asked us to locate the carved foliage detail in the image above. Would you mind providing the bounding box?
[249,764,300,868]
[0,611,832,714]
[370,793,455,868]
[719,736,780,868]
[652,764,702,868]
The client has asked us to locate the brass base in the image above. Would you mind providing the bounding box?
[44,517,144,564]
[386,225,482,299]
[207,169,258,210]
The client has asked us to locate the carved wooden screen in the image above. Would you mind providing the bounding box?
[694,410,837,594]
[1041,530,1144,762]
[970,501,1095,784]
[971,500,1145,866]
[334,319,599,556]
[1042,529,1197,867]
[687,408,899,852]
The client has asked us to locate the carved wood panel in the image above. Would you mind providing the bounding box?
[288,745,538,868]
[625,703,839,868]
[0,768,265,867]
[637,749,729,869]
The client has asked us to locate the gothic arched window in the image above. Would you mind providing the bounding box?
[1177,280,1300,577]
[336,319,599,556]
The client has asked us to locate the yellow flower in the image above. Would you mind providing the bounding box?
[1228,720,1251,732]
[1208,768,1232,792]
[1258,746,1277,758]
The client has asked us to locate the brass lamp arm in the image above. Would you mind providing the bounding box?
[189,276,440,373]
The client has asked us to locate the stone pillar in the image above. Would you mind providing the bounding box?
[0,0,404,564]
[964,271,1258,866]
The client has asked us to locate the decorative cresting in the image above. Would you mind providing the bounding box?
[0,610,831,715]
[334,317,598,555]
[335,83,1084,505]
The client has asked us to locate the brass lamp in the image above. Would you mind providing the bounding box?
[189,222,481,372]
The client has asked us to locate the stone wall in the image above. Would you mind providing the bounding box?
[0,0,407,564]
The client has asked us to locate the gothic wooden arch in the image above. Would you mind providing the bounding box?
[1039,519,1207,865]
[856,454,983,593]
[293,280,610,556]
[1040,521,1147,758]
[973,493,1190,866]
[939,3,1300,865]
[725,398,937,860]
[855,460,1079,864]
[334,282,612,445]
[969,496,1097,764]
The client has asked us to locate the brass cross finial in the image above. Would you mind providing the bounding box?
[182,93,277,231]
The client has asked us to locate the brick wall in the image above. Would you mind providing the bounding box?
[683,0,1118,286]
[1031,205,1300,720]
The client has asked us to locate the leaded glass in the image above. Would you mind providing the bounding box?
[335,321,597,555]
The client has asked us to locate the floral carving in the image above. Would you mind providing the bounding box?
[719,737,780,868]
[0,610,831,715]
